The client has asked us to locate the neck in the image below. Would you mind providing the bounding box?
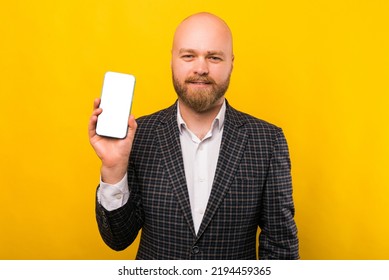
[178,97,224,140]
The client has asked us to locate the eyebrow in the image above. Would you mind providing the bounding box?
[178,48,225,56]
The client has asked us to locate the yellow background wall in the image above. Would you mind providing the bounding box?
[1,0,388,259]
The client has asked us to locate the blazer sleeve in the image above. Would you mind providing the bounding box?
[95,160,144,251]
[258,128,299,259]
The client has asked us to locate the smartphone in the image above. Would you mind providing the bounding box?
[96,71,136,139]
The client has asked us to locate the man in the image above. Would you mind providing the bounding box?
[89,12,299,259]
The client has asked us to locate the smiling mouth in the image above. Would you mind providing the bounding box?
[185,76,215,85]
[188,82,212,88]
[186,79,213,85]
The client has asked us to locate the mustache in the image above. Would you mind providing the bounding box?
[185,76,215,84]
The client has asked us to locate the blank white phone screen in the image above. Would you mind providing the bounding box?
[96,71,135,139]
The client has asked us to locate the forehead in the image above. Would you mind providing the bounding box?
[172,16,233,55]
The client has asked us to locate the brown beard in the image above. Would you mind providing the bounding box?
[173,73,230,113]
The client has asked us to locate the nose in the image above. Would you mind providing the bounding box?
[193,58,209,76]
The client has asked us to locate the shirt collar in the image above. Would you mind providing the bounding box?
[177,100,226,135]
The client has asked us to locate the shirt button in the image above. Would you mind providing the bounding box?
[192,246,200,254]
[115,194,122,200]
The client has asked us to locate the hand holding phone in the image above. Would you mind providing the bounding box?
[96,71,136,139]
[89,71,137,184]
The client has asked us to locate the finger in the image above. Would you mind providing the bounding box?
[93,98,101,110]
[89,99,103,139]
[128,115,138,131]
[91,107,103,117]
[91,98,103,118]
[88,114,98,139]
[126,115,138,140]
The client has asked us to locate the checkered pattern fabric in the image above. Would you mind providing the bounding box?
[96,101,299,259]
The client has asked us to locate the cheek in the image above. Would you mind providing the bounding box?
[212,65,232,81]
[172,62,191,78]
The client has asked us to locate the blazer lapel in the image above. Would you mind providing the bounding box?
[155,104,196,236]
[196,104,248,238]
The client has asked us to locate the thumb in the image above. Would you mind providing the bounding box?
[127,115,138,137]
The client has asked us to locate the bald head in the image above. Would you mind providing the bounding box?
[172,12,234,59]
[171,13,234,113]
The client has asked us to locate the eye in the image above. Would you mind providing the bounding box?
[209,56,223,62]
[181,54,194,61]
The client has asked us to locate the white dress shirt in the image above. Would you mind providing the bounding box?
[97,101,226,234]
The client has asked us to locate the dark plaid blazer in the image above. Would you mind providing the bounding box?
[96,101,299,259]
